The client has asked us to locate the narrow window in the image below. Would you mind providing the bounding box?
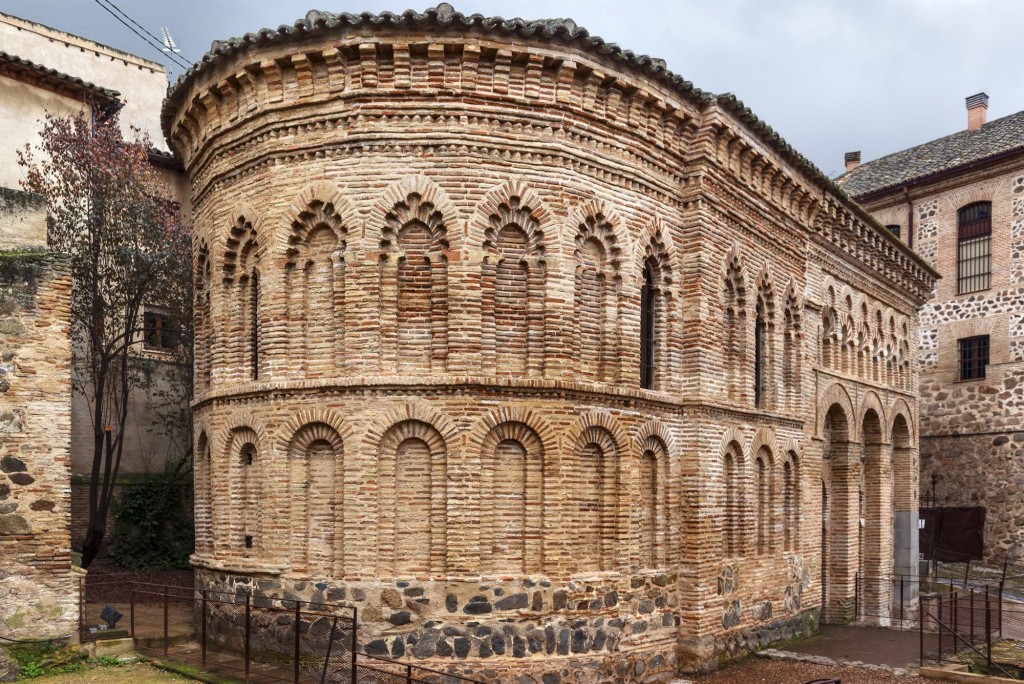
[640,262,656,389]
[756,456,769,555]
[957,202,992,294]
[754,300,766,407]
[724,450,739,557]
[249,272,260,380]
[958,335,989,380]
[885,224,901,239]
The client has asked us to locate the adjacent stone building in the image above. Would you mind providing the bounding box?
[0,12,193,555]
[839,94,1024,562]
[0,189,76,639]
[164,5,936,679]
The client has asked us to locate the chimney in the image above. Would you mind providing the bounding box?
[845,151,861,172]
[966,92,988,131]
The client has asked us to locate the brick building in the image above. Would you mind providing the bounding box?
[164,5,936,679]
[839,94,1024,562]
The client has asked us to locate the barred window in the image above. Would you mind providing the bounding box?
[957,202,992,294]
[885,224,901,239]
[754,300,766,408]
[959,335,989,381]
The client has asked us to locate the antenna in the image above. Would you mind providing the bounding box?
[160,27,180,54]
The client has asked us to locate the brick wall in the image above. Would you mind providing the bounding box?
[0,249,75,639]
[166,13,934,680]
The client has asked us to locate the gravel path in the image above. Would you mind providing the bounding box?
[687,659,948,683]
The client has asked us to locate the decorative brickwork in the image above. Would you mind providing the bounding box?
[164,5,936,680]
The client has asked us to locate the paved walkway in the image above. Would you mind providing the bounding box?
[785,625,920,668]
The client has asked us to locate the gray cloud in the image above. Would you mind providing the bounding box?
[5,0,1022,175]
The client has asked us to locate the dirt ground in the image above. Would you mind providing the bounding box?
[689,658,947,683]
[36,662,188,683]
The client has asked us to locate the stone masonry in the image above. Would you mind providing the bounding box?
[0,189,76,639]
[163,5,937,680]
[842,105,1024,562]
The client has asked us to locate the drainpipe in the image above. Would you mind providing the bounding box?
[903,186,914,249]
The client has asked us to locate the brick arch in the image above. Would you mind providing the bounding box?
[567,411,627,573]
[372,174,462,251]
[194,428,214,556]
[723,245,748,402]
[817,383,856,441]
[749,426,779,464]
[634,420,672,570]
[634,218,678,293]
[374,176,457,374]
[363,402,461,453]
[860,390,888,442]
[720,436,747,557]
[218,413,267,455]
[279,181,360,257]
[944,187,995,212]
[476,417,547,575]
[467,406,557,456]
[221,210,265,281]
[472,181,551,377]
[375,417,450,578]
[469,179,554,256]
[719,426,747,462]
[632,418,677,457]
[567,199,633,278]
[222,423,264,560]
[889,398,916,445]
[565,411,629,457]
[276,408,352,454]
[284,418,345,577]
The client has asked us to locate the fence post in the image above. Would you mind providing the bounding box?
[244,594,251,681]
[986,585,992,673]
[406,663,412,684]
[163,586,169,658]
[130,584,135,639]
[952,591,958,656]
[201,589,208,669]
[351,607,358,684]
[77,576,84,642]
[919,598,924,668]
[854,572,859,621]
[294,601,302,684]
[970,589,975,645]
[900,575,905,626]
[937,593,943,662]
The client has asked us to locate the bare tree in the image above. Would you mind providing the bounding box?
[19,107,191,568]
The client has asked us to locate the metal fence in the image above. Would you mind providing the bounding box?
[853,573,922,628]
[917,579,1024,679]
[80,577,483,684]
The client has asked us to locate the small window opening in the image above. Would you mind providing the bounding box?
[245,535,254,549]
[640,262,656,389]
[958,335,989,381]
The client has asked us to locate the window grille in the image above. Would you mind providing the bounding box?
[959,335,989,380]
[957,202,992,294]
[640,263,656,389]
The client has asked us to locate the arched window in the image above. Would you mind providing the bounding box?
[783,453,800,552]
[638,436,669,569]
[574,213,622,383]
[957,201,992,294]
[754,299,767,408]
[240,443,257,551]
[723,445,742,557]
[574,426,620,571]
[755,449,771,555]
[640,262,656,389]
[724,256,746,401]
[248,272,259,379]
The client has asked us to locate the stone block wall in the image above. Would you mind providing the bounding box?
[863,165,1024,561]
[0,250,75,639]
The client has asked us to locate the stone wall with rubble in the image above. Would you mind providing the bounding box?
[165,6,935,680]
[860,160,1024,561]
[0,198,75,638]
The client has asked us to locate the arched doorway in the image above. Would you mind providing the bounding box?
[891,414,917,578]
[859,409,892,623]
[822,403,857,623]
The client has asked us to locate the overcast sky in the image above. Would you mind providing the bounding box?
[4,0,1022,177]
